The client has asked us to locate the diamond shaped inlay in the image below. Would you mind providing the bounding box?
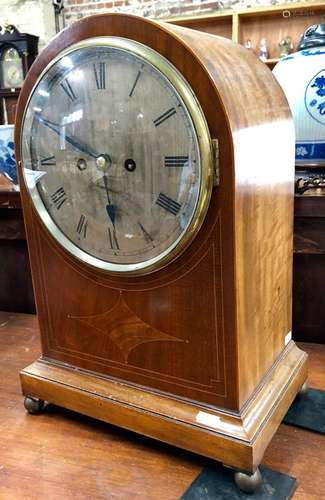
[69,294,184,362]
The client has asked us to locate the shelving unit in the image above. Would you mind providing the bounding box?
[166,1,325,67]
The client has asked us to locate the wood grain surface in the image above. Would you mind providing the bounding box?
[167,18,296,408]
[0,312,324,500]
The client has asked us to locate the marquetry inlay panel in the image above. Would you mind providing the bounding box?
[35,212,228,406]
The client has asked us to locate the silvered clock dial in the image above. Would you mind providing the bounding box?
[21,38,213,274]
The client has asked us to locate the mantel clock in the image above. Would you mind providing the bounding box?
[15,14,307,492]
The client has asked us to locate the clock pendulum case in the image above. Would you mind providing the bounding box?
[15,14,307,490]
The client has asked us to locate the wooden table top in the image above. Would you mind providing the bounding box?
[0,311,324,499]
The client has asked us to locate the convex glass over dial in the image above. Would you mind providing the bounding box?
[21,38,213,274]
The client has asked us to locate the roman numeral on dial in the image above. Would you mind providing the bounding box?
[76,214,88,238]
[164,156,189,167]
[93,62,106,90]
[60,78,77,101]
[51,187,67,210]
[153,107,176,127]
[40,155,56,166]
[156,193,181,216]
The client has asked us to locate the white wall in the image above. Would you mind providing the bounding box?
[0,0,56,52]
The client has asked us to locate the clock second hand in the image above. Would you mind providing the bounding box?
[37,115,100,160]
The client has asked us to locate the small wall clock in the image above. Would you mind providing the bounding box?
[15,14,307,492]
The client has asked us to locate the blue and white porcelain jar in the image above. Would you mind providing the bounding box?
[273,24,325,166]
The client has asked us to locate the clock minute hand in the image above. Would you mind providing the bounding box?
[37,116,99,159]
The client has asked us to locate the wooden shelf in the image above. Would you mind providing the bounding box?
[167,10,233,39]
[165,1,325,63]
[265,57,281,69]
[0,190,21,209]
[167,11,233,24]
[265,58,280,64]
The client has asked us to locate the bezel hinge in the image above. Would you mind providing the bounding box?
[212,138,220,187]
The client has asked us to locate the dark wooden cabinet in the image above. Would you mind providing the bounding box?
[293,195,325,344]
[0,192,35,313]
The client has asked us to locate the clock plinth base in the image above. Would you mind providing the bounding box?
[20,341,307,473]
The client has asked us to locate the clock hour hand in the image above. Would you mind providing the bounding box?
[37,116,99,159]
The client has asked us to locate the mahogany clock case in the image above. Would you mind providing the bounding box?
[15,14,307,474]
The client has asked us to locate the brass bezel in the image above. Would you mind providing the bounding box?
[21,37,214,275]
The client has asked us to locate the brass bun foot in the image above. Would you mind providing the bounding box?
[234,467,262,493]
[24,395,45,414]
[298,381,309,398]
